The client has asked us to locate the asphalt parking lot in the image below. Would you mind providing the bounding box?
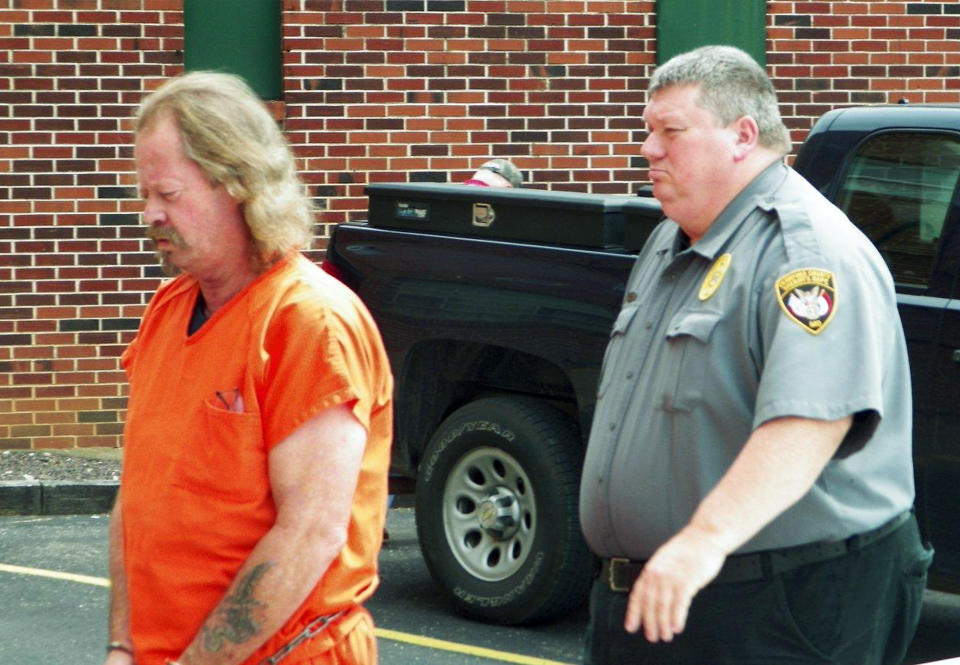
[1,508,959,665]
[0,508,584,665]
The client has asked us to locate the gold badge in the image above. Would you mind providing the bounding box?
[698,253,732,301]
[775,268,837,335]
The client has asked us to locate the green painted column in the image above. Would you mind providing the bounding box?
[184,0,282,100]
[656,0,767,66]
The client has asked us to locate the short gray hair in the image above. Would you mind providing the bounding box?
[649,45,792,154]
[135,71,314,268]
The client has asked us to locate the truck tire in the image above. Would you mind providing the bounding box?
[415,395,594,624]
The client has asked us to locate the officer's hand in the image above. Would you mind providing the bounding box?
[624,526,727,643]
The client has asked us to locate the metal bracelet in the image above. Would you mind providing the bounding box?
[107,642,134,656]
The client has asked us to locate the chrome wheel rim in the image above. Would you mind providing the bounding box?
[442,446,537,582]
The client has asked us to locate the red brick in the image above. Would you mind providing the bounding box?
[869,1,906,14]
[50,421,92,436]
[31,436,75,448]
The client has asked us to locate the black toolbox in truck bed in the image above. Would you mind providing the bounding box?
[366,182,630,249]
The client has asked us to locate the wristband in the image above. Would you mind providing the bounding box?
[107,641,134,656]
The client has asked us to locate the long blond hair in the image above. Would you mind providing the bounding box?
[135,71,314,267]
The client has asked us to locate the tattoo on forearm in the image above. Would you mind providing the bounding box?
[202,562,274,653]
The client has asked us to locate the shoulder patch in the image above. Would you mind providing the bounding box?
[775,268,837,335]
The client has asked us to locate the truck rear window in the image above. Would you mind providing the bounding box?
[835,131,960,289]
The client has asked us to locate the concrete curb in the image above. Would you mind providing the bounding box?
[0,480,410,516]
[0,480,118,516]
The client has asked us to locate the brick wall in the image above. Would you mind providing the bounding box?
[1,0,183,450]
[768,1,960,145]
[1,0,958,451]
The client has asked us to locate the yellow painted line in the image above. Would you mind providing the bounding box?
[0,563,575,665]
[375,628,574,665]
[0,563,109,587]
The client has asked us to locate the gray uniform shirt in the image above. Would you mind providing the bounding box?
[580,162,915,559]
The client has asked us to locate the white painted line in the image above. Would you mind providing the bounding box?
[0,562,110,587]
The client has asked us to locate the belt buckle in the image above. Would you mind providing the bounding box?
[608,557,631,593]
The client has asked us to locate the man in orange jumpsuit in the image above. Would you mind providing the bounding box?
[102,72,393,665]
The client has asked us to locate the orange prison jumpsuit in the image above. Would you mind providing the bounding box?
[120,253,393,665]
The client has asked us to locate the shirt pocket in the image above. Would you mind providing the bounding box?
[662,308,723,412]
[597,305,640,399]
[171,400,267,503]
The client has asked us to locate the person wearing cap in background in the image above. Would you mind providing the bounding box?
[464,158,524,188]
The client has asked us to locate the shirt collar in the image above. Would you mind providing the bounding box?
[683,160,789,260]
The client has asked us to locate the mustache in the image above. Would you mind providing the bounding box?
[146,225,186,248]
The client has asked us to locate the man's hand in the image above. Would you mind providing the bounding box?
[624,527,727,643]
[623,415,852,643]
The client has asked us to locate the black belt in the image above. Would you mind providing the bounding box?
[602,510,912,592]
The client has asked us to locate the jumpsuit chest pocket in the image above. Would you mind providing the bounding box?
[661,308,724,412]
[597,305,640,398]
[171,401,267,503]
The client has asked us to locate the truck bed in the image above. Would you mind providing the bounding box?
[328,223,640,473]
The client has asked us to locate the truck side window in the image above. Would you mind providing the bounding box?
[834,131,960,289]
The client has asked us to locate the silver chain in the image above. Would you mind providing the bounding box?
[259,610,346,665]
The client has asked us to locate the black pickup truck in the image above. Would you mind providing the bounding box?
[323,105,960,624]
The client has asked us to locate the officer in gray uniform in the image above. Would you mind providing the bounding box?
[579,45,932,665]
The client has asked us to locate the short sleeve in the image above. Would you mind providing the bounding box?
[753,257,887,450]
[258,291,391,451]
